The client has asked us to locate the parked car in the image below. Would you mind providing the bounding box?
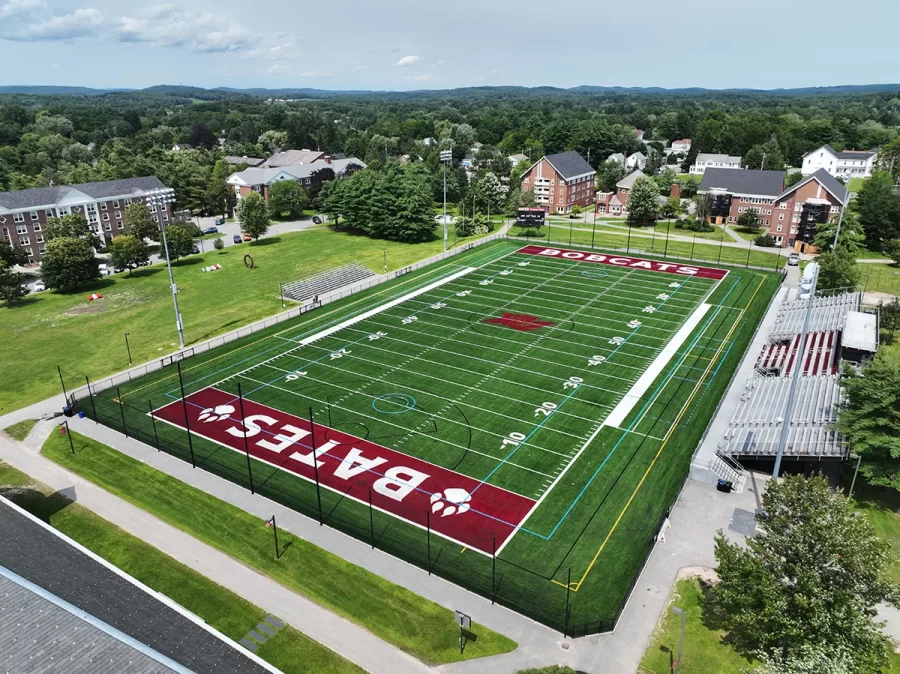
[203,226,219,235]
[214,217,225,226]
[190,244,200,255]
[312,216,322,224]
[242,233,252,242]
[788,252,800,266]
[33,280,45,292]
[232,234,242,244]
[98,263,111,276]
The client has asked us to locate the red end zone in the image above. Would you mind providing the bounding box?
[152,387,535,554]
[517,245,729,280]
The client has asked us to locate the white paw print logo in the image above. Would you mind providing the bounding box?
[197,404,235,423]
[430,488,472,517]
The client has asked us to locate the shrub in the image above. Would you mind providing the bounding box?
[754,234,777,247]
[213,237,225,251]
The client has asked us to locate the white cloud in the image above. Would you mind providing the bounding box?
[405,74,432,82]
[396,54,420,66]
[0,0,101,41]
[431,59,446,68]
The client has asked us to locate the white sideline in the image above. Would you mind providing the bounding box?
[296,266,477,346]
[601,302,712,429]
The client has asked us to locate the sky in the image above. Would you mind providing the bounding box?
[1,0,899,92]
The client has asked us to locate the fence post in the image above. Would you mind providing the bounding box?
[116,386,128,438]
[565,568,572,638]
[369,487,375,549]
[148,400,160,451]
[64,420,75,454]
[568,218,573,246]
[664,221,671,259]
[309,407,323,525]
[238,382,255,494]
[717,229,724,264]
[57,365,69,406]
[176,361,196,468]
[85,375,97,423]
[492,536,496,605]
[690,231,696,261]
[426,506,431,575]
[590,220,596,249]
[746,239,752,268]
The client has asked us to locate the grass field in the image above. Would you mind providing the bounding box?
[43,429,517,664]
[3,418,35,441]
[0,456,365,674]
[862,263,900,295]
[72,239,780,632]
[0,227,490,414]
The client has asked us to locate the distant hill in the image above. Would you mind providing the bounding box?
[0,82,897,99]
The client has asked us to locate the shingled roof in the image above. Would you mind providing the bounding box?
[699,168,786,197]
[541,151,595,180]
[0,177,166,211]
[823,144,878,160]
[776,168,848,204]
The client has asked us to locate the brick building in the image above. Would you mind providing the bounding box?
[0,176,171,264]
[520,151,596,214]
[595,169,645,216]
[227,157,366,204]
[698,168,847,250]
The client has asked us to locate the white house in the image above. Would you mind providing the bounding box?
[626,152,647,170]
[670,138,692,154]
[607,152,626,165]
[801,144,878,179]
[689,153,742,175]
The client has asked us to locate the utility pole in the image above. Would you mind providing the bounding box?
[773,264,818,479]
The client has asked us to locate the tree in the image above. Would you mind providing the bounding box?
[0,241,28,305]
[883,238,900,265]
[875,136,900,183]
[473,171,507,215]
[506,187,538,215]
[836,351,900,489]
[816,248,861,292]
[124,202,159,242]
[45,212,99,248]
[736,207,763,233]
[213,236,225,252]
[162,224,194,261]
[626,176,659,226]
[206,159,231,218]
[268,180,309,220]
[188,122,217,149]
[661,196,681,221]
[856,171,900,247]
[108,235,148,275]
[596,159,626,192]
[40,237,100,290]
[813,211,865,254]
[237,192,270,241]
[712,475,893,673]
[694,193,711,223]
[878,297,900,340]
[258,130,288,153]
[307,167,336,205]
[744,139,787,171]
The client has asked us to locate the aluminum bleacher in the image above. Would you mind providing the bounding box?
[755,330,840,377]
[720,375,846,459]
[768,291,861,341]
[282,263,376,303]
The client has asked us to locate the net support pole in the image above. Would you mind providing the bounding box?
[238,382,255,494]
[690,232,696,261]
[309,407,323,526]
[590,220,596,249]
[746,240,752,268]
[272,515,280,559]
[664,221,670,258]
[148,400,160,451]
[626,224,632,253]
[279,282,285,310]
[426,506,431,575]
[368,487,375,549]
[491,536,496,605]
[717,229,724,264]
[85,376,97,423]
[64,420,75,454]
[57,365,69,406]
[116,386,128,438]
[176,361,196,468]
[565,567,572,638]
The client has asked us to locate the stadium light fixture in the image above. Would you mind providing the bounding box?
[441,148,453,252]
[146,187,184,349]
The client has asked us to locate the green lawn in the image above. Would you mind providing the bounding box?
[0,458,364,674]
[726,225,761,242]
[3,419,35,441]
[850,177,868,193]
[75,239,780,633]
[42,429,517,665]
[856,249,893,262]
[861,263,900,296]
[0,227,489,414]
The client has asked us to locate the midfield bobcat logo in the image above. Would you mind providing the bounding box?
[482,313,555,331]
[430,488,472,517]
[197,404,236,423]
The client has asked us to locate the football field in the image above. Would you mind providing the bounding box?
[78,240,780,633]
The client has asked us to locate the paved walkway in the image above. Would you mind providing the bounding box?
[0,421,428,674]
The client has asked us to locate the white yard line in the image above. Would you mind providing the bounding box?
[600,303,712,429]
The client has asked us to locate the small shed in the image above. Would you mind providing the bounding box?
[841,311,878,363]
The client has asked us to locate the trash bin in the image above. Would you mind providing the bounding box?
[716,479,733,493]
[77,410,85,419]
[62,405,74,418]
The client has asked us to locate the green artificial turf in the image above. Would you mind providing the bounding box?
[42,430,518,665]
[3,419,35,441]
[0,459,364,674]
[73,239,779,633]
[0,227,491,414]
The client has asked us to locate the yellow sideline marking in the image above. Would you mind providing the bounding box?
[564,275,766,592]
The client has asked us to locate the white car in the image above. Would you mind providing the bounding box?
[33,280,45,292]
[787,252,800,266]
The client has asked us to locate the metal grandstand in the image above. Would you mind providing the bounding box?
[720,375,846,459]
[768,291,861,341]
[281,263,376,303]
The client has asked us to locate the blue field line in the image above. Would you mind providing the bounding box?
[705,340,735,384]
[536,277,740,541]
[468,274,694,500]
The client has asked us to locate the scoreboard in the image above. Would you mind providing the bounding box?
[517,208,545,227]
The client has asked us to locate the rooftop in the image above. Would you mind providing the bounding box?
[696,153,742,164]
[822,144,878,160]
[228,157,366,187]
[616,170,646,190]
[0,177,166,212]
[541,151,595,180]
[776,168,848,204]
[699,168,786,197]
[263,149,326,167]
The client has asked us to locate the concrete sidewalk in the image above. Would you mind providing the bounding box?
[0,422,429,674]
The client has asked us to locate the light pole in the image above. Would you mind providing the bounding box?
[671,606,686,674]
[831,183,851,250]
[124,331,132,365]
[848,453,862,500]
[441,149,452,251]
[147,187,184,349]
